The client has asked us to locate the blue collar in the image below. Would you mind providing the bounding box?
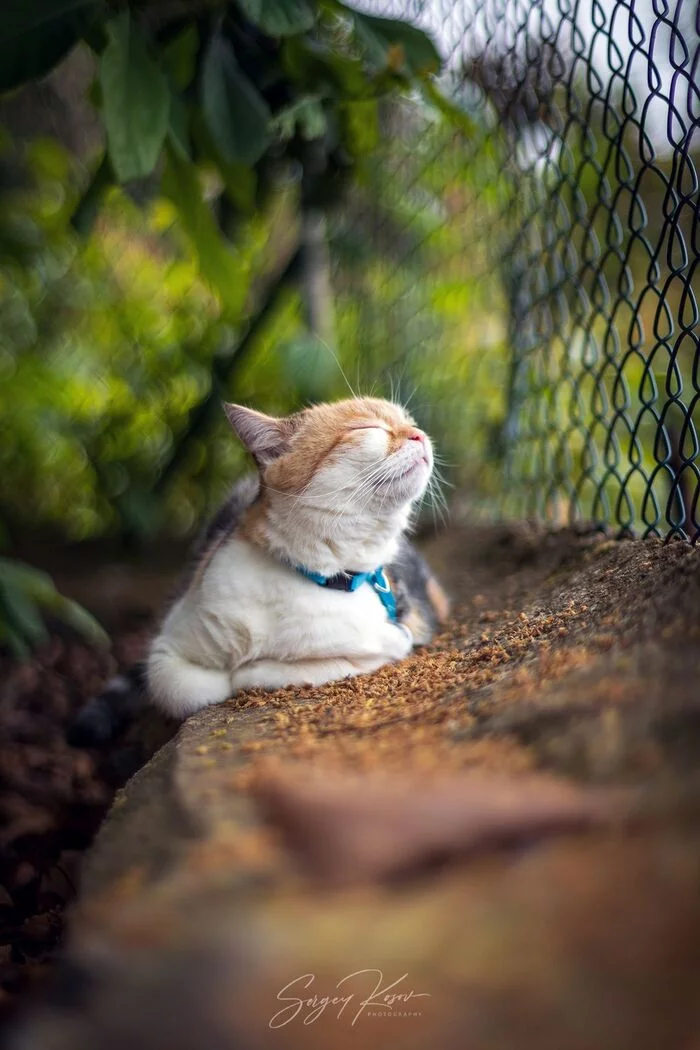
[296,564,398,623]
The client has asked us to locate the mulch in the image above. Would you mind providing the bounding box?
[0,616,151,1030]
[2,523,700,1033]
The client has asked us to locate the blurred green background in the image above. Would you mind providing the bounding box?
[1,0,699,651]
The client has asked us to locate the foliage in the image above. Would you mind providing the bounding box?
[0,0,442,312]
[0,137,286,541]
[2,1,685,552]
[0,0,448,656]
[0,556,108,658]
[0,67,509,551]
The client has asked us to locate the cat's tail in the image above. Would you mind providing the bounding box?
[425,574,451,624]
[68,663,147,747]
[388,539,451,645]
[146,645,232,719]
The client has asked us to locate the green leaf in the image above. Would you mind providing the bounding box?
[421,79,478,138]
[0,581,49,646]
[100,11,170,182]
[0,0,96,38]
[218,160,257,213]
[168,90,191,160]
[190,115,257,212]
[45,594,109,646]
[236,0,316,37]
[282,36,368,98]
[0,616,31,661]
[161,142,247,316]
[201,32,270,167]
[162,25,199,90]
[0,557,109,656]
[111,488,161,539]
[0,558,56,599]
[70,153,113,235]
[339,99,378,158]
[0,1,99,94]
[341,6,442,77]
[272,96,327,142]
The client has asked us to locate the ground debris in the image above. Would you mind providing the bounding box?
[6,524,700,1047]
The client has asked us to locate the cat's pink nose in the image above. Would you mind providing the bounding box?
[407,429,430,462]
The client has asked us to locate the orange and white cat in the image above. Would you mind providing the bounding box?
[146,398,448,718]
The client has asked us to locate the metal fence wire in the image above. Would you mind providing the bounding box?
[335,0,700,541]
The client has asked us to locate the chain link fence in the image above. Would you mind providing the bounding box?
[333,0,700,541]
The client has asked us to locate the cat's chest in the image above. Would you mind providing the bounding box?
[205,538,390,637]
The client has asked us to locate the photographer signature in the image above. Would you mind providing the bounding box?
[269,969,431,1028]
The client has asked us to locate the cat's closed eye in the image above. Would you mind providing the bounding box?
[346,423,388,433]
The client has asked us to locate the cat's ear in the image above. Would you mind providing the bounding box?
[223,404,297,466]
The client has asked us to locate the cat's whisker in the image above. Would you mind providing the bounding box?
[391,366,418,416]
[402,384,419,414]
[295,461,394,531]
[263,460,369,512]
[316,460,391,505]
[430,490,450,516]
[284,453,397,517]
[428,483,450,528]
[428,468,449,503]
[324,466,391,525]
[431,456,457,471]
[315,337,360,401]
[430,471,454,495]
[414,481,447,531]
[355,361,363,399]
[388,372,400,409]
[328,459,400,519]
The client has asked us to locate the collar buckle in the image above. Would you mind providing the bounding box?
[296,563,398,621]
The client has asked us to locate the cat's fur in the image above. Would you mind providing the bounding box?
[73,397,448,737]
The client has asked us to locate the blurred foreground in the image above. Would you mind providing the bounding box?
[5,525,700,1048]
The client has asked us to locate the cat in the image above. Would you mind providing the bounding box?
[71,397,449,739]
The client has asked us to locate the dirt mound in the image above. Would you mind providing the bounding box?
[0,617,152,1028]
[4,524,700,1047]
[182,524,700,787]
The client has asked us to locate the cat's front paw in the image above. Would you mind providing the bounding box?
[396,622,413,648]
[384,622,413,661]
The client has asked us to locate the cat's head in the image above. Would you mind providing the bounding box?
[224,398,433,515]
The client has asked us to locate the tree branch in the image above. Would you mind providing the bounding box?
[153,242,302,495]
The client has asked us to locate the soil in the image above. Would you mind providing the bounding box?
[203,522,700,789]
[0,615,152,1030]
[2,522,700,1037]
